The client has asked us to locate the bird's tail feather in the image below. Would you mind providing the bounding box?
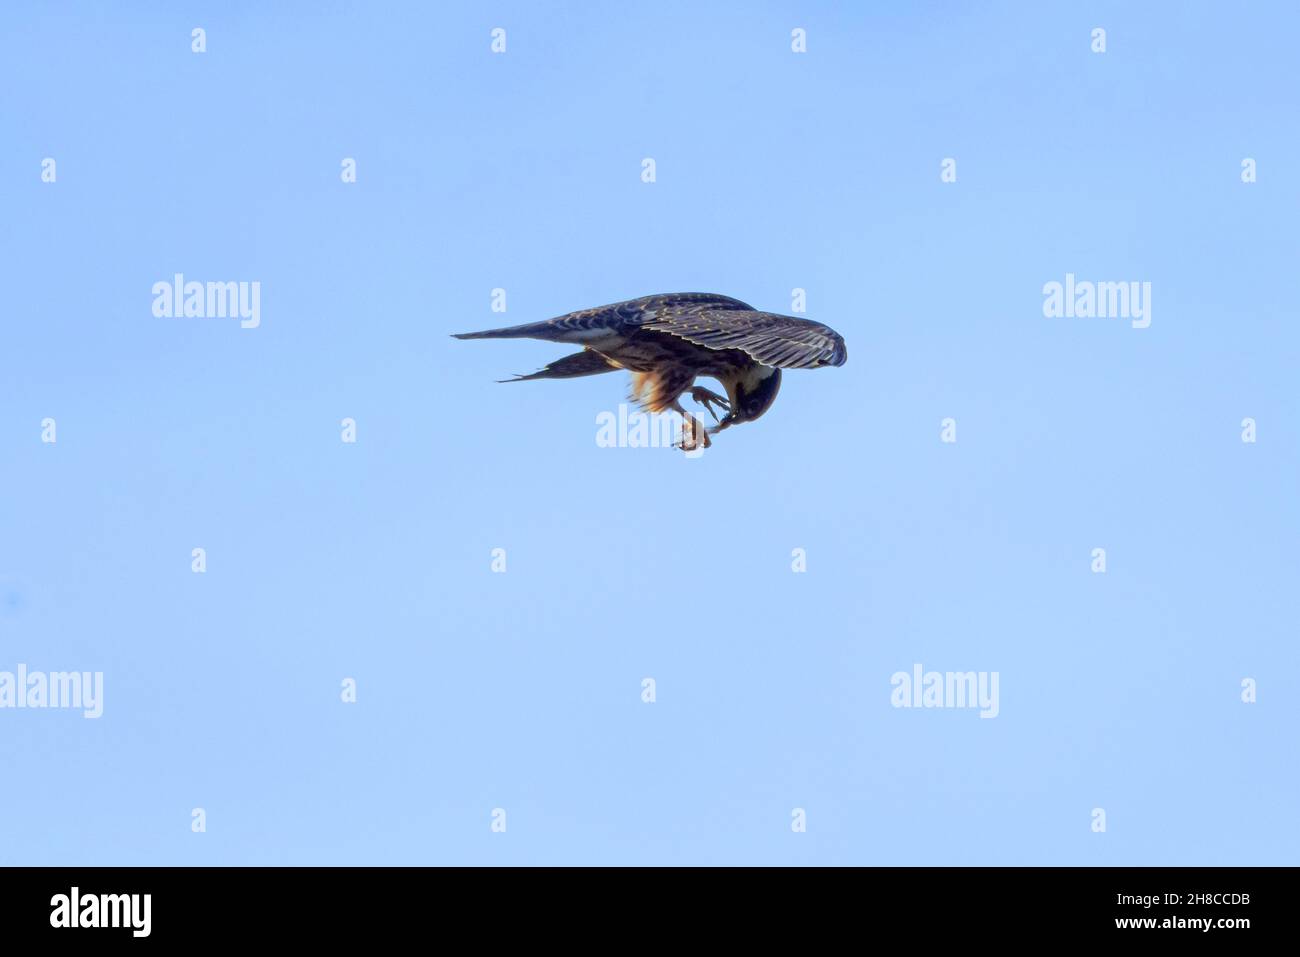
[452,320,564,340]
[498,350,619,383]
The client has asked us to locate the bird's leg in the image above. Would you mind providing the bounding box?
[688,386,731,423]
[670,400,711,452]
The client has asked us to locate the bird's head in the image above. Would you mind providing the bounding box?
[717,365,782,431]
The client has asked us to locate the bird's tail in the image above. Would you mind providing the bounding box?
[452,320,561,340]
[497,350,618,383]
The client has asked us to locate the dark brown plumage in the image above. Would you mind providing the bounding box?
[454,293,847,450]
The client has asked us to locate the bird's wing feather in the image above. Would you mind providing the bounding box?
[637,307,847,369]
[497,349,619,383]
[553,293,753,336]
[453,293,752,342]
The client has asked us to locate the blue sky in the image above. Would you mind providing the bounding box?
[1,1,1296,865]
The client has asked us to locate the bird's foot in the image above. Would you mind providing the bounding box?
[688,386,731,423]
[678,415,712,452]
[707,412,738,436]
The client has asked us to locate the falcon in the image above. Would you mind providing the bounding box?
[453,293,847,450]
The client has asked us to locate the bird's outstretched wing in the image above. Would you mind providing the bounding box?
[453,293,752,342]
[453,293,847,368]
[635,305,848,369]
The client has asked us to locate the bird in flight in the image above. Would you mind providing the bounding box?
[454,293,847,451]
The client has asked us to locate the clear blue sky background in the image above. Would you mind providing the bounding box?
[2,2,1296,865]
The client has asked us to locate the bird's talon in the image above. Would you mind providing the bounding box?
[708,413,738,437]
[688,386,730,423]
[689,386,730,408]
[677,415,712,451]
